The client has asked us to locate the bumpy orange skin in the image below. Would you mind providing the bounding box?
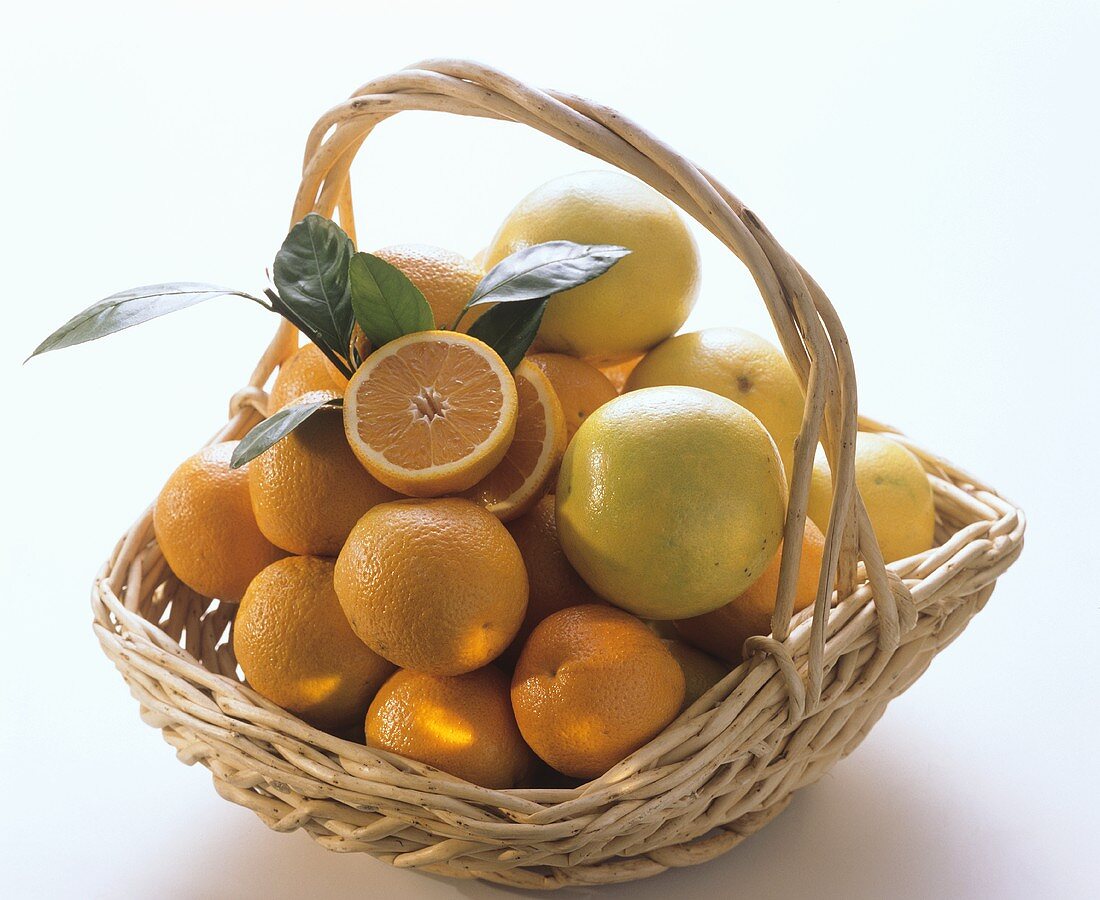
[528,353,618,442]
[511,604,685,779]
[269,343,348,411]
[334,499,528,675]
[153,442,285,602]
[248,391,400,556]
[675,518,827,664]
[366,667,534,789]
[500,495,604,668]
[373,244,485,330]
[233,556,394,731]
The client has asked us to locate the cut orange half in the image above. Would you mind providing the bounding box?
[459,359,567,521]
[343,331,518,497]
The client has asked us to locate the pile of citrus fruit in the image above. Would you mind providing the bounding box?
[49,170,937,788]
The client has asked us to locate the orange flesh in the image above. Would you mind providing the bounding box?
[352,339,507,470]
[464,374,546,505]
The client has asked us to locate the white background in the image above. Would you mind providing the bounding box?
[2,2,1097,897]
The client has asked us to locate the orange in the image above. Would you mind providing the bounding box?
[373,244,486,330]
[269,343,347,411]
[675,518,827,664]
[599,355,643,393]
[662,639,728,711]
[334,498,528,675]
[500,495,604,667]
[457,359,566,521]
[366,667,534,789]
[511,604,685,779]
[248,390,401,556]
[233,556,394,731]
[153,442,285,602]
[343,331,518,497]
[528,353,618,442]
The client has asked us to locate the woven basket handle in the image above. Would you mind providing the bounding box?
[257,59,911,714]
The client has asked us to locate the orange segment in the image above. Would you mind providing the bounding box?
[343,331,518,497]
[458,359,567,521]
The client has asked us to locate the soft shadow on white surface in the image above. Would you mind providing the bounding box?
[98,733,1027,900]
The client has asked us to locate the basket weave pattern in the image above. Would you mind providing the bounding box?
[92,60,1025,889]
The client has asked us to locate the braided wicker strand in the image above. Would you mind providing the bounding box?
[90,61,1025,889]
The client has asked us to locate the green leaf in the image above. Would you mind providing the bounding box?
[272,213,356,361]
[349,252,435,348]
[467,241,630,307]
[230,396,341,469]
[467,296,550,370]
[28,283,262,359]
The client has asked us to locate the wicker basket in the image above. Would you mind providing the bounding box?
[92,59,1025,890]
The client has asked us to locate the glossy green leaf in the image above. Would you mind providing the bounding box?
[466,296,550,370]
[348,252,435,348]
[271,213,356,360]
[467,241,630,307]
[230,396,342,469]
[28,283,261,359]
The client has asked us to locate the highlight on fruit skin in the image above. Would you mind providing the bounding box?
[555,385,788,620]
[233,556,394,731]
[457,359,567,522]
[511,604,685,779]
[342,330,519,498]
[153,441,286,603]
[367,667,534,790]
[485,169,700,360]
[334,498,528,676]
[247,390,401,556]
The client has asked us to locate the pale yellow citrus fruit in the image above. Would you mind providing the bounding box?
[809,433,935,563]
[248,390,400,556]
[626,328,804,479]
[343,331,518,497]
[527,352,618,442]
[485,170,700,361]
[269,343,348,411]
[153,442,285,602]
[556,386,787,619]
[233,556,394,731]
[372,244,486,330]
[511,604,685,779]
[334,498,528,675]
[367,667,534,789]
[457,359,567,522]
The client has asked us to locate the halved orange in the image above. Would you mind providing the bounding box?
[343,331,518,497]
[458,359,567,521]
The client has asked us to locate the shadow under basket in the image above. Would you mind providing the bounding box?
[91,60,1025,890]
